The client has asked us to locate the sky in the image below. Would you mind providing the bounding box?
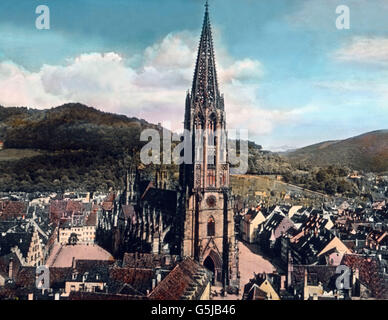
[0,0,387,151]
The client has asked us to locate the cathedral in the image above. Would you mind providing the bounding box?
[97,2,239,291]
[179,2,239,288]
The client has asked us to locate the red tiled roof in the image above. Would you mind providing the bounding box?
[50,200,67,224]
[148,257,209,300]
[102,202,113,211]
[50,200,86,224]
[110,267,154,294]
[342,254,388,299]
[85,212,97,227]
[0,201,27,220]
[50,200,67,215]
[49,267,71,287]
[122,253,177,269]
[68,292,148,300]
[66,201,83,215]
[14,267,36,289]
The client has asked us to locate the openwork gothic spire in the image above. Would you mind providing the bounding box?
[191,1,220,109]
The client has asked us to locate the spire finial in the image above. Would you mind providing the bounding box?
[191,0,219,105]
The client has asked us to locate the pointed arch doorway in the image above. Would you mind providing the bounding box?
[203,249,222,284]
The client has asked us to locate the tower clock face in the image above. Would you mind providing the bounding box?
[206,195,217,208]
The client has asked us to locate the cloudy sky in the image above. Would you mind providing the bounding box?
[0,0,387,150]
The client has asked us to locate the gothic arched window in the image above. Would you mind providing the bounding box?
[207,216,215,237]
[207,169,216,187]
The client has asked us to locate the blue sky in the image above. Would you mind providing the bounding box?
[0,0,387,150]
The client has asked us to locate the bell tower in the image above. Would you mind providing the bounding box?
[180,1,239,290]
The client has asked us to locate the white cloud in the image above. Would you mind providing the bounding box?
[333,37,388,65]
[0,61,64,107]
[0,30,311,136]
[143,31,196,71]
[220,59,263,84]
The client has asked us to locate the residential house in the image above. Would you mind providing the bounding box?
[0,201,27,221]
[366,230,388,251]
[58,210,98,245]
[240,206,266,243]
[148,257,211,300]
[0,228,44,266]
[243,273,281,300]
[289,265,339,300]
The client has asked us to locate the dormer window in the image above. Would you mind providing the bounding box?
[82,272,89,282]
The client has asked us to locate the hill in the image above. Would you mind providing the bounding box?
[0,103,159,192]
[0,103,154,152]
[284,130,388,173]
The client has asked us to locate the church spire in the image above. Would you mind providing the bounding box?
[191,0,220,108]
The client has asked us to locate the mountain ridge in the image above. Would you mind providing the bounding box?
[284,130,388,173]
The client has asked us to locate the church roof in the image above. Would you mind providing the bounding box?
[141,188,177,213]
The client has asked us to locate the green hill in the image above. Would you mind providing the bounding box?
[0,103,154,152]
[0,103,158,192]
[284,130,388,173]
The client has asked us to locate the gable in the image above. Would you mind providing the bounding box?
[318,237,351,257]
[259,280,280,300]
[250,211,266,226]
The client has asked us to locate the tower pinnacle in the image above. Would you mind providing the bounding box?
[191,0,220,108]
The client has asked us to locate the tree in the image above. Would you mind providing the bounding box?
[68,233,79,246]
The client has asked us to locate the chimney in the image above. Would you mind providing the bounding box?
[152,278,156,289]
[352,268,359,286]
[287,253,293,289]
[8,258,14,279]
[304,268,308,287]
[280,275,286,291]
